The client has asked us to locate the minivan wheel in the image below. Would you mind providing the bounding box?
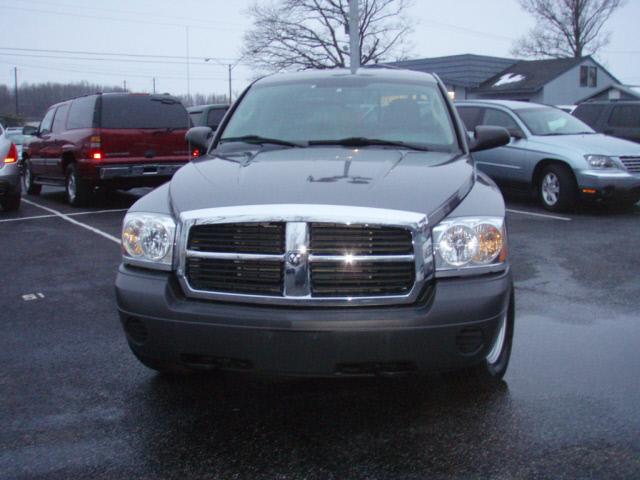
[539,164,577,211]
[65,164,92,206]
[449,285,515,387]
[23,161,42,195]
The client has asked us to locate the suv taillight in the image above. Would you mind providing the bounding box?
[3,143,18,163]
[89,135,102,160]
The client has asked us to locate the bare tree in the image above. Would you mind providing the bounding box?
[512,0,625,59]
[242,0,413,72]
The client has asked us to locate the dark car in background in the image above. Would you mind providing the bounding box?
[572,100,640,144]
[187,104,229,131]
[116,68,515,385]
[23,93,191,206]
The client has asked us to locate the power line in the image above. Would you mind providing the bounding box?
[0,47,240,63]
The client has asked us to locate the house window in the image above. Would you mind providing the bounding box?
[580,66,597,87]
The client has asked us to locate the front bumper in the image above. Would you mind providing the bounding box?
[116,265,513,376]
[575,170,640,203]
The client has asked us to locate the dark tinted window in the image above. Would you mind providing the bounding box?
[457,106,482,131]
[482,108,519,130]
[573,104,604,128]
[207,108,227,128]
[101,95,189,129]
[67,96,96,130]
[609,105,640,128]
[40,108,56,134]
[52,104,70,133]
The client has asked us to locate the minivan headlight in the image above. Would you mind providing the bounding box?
[432,217,507,276]
[122,213,176,270]
[585,154,619,169]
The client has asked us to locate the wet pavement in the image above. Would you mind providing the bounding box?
[1,187,639,479]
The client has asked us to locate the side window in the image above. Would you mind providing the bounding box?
[67,96,96,130]
[573,104,604,128]
[481,108,519,130]
[609,105,640,128]
[52,103,70,133]
[39,108,56,135]
[457,107,482,132]
[207,108,227,129]
[189,111,202,126]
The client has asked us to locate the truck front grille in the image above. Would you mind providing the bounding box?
[620,156,640,173]
[309,223,413,255]
[186,257,284,296]
[310,261,415,297]
[188,222,285,254]
[179,207,431,306]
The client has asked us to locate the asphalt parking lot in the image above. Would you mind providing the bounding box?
[1,186,639,479]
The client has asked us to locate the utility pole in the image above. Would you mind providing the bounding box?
[348,0,360,73]
[228,64,232,104]
[13,67,19,116]
[123,80,127,92]
[185,26,191,104]
[152,77,156,94]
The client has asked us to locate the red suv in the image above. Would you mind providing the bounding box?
[23,93,191,206]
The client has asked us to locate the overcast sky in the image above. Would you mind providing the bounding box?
[1,0,639,97]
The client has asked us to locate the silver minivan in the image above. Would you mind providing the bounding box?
[456,100,640,211]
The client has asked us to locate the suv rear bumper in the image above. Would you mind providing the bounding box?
[98,163,185,180]
[116,264,513,376]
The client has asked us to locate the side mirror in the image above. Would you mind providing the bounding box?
[470,126,510,153]
[22,125,37,136]
[185,126,213,154]
[507,127,525,140]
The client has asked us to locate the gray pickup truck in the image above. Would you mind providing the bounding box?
[116,68,514,385]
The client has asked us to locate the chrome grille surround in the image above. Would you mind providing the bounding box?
[175,204,433,306]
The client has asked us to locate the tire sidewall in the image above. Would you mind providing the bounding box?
[539,164,576,212]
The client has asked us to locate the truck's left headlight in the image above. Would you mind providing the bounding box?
[122,213,176,270]
[432,216,507,277]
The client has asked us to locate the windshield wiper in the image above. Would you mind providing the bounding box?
[219,135,306,148]
[308,137,431,151]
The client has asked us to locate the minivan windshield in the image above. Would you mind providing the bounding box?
[101,95,189,130]
[220,78,458,152]
[516,107,595,136]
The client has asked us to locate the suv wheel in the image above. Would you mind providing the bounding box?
[23,161,42,195]
[65,164,92,206]
[1,194,21,211]
[539,164,577,211]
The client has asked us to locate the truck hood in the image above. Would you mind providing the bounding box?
[168,147,474,224]
[529,133,640,157]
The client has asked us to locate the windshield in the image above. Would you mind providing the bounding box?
[516,107,595,136]
[220,78,458,152]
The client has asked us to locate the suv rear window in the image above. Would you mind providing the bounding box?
[101,95,189,129]
[609,105,640,128]
[573,104,604,128]
[67,96,97,130]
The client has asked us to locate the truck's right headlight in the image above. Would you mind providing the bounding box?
[432,216,507,276]
[122,213,176,270]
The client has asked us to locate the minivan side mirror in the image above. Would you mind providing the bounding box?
[185,126,214,154]
[470,126,510,152]
[23,125,37,136]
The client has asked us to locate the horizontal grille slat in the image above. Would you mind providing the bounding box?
[310,223,413,255]
[311,261,415,297]
[186,258,283,295]
[188,222,285,254]
[620,157,640,173]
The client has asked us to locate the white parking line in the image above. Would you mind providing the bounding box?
[506,208,571,221]
[0,208,128,224]
[21,198,120,244]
